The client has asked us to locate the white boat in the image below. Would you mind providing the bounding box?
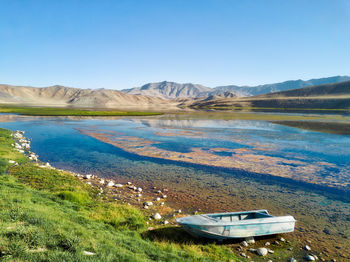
[175,210,296,240]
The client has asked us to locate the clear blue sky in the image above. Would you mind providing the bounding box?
[0,0,349,89]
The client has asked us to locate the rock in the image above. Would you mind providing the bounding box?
[155,197,161,201]
[280,237,285,242]
[157,190,162,194]
[153,213,162,220]
[306,255,316,261]
[241,241,249,247]
[160,202,164,206]
[128,186,134,190]
[84,174,92,179]
[240,252,247,257]
[115,184,123,188]
[268,249,274,254]
[245,236,255,244]
[162,195,167,198]
[304,245,311,251]
[144,201,153,206]
[83,251,95,256]
[99,179,105,184]
[256,247,268,256]
[144,205,149,209]
[248,248,256,253]
[136,193,142,197]
[268,260,273,262]
[127,182,132,185]
[164,220,169,225]
[265,242,271,246]
[289,258,297,262]
[9,160,16,164]
[107,181,115,187]
[177,209,182,213]
[137,187,142,192]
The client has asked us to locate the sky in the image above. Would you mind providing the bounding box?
[0,0,349,90]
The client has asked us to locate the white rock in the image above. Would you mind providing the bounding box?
[289,258,297,262]
[241,241,249,247]
[99,179,105,184]
[9,160,16,164]
[280,237,285,242]
[268,249,274,254]
[153,213,161,220]
[84,174,92,179]
[160,202,164,206]
[144,201,153,206]
[115,184,123,188]
[144,205,149,209]
[265,241,271,246]
[306,255,315,261]
[127,182,132,185]
[137,187,142,192]
[83,251,96,256]
[163,220,169,225]
[177,209,182,213]
[245,236,255,244]
[304,245,311,251]
[107,181,115,187]
[155,197,161,201]
[256,247,268,256]
[162,195,167,198]
[136,193,142,197]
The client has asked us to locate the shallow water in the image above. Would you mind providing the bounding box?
[1,113,350,259]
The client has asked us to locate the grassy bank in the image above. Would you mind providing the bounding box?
[0,128,242,261]
[0,106,162,116]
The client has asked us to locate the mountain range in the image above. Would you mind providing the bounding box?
[0,84,176,109]
[123,76,350,99]
[0,75,349,110]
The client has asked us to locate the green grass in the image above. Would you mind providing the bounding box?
[0,128,242,261]
[0,106,162,116]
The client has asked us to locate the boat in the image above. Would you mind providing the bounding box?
[175,210,296,240]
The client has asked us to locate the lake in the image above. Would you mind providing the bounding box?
[1,112,350,259]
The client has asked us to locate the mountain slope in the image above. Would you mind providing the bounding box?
[124,76,350,99]
[188,80,350,110]
[212,76,350,97]
[0,84,176,109]
[123,81,211,99]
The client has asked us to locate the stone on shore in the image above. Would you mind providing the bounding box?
[153,213,161,220]
[83,251,96,256]
[107,181,115,187]
[256,247,268,256]
[306,254,316,261]
[241,241,249,247]
[304,245,312,251]
[245,236,255,244]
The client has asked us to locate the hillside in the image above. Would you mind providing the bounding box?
[0,84,177,109]
[212,75,350,97]
[123,81,211,99]
[188,80,350,110]
[123,76,350,99]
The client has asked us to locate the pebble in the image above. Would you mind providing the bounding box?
[127,182,132,185]
[256,247,268,256]
[304,245,312,251]
[268,260,273,262]
[265,242,271,246]
[280,237,285,242]
[241,241,249,247]
[306,255,316,261]
[153,213,162,220]
[84,174,92,179]
[136,193,142,197]
[115,184,123,188]
[83,251,95,256]
[155,197,161,201]
[107,181,115,187]
[163,220,169,225]
[8,160,16,164]
[99,179,105,184]
[268,249,274,254]
[240,253,247,257]
[289,258,297,262]
[144,201,153,206]
[137,187,142,192]
[245,236,255,244]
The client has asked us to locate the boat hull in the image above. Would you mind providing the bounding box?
[180,220,295,240]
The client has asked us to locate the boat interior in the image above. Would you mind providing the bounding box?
[208,211,272,222]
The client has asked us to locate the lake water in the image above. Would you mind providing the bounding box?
[1,113,350,258]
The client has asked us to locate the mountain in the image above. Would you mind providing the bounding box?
[187,80,350,110]
[212,76,350,97]
[122,81,211,99]
[124,76,350,99]
[0,84,177,109]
